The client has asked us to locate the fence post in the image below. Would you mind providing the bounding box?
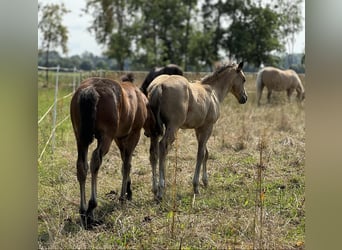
[52,65,60,153]
[73,66,76,92]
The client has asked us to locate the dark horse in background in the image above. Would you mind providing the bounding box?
[70,76,155,229]
[140,64,183,95]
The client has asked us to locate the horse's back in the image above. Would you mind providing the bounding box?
[72,77,148,140]
[148,75,219,129]
[261,67,298,91]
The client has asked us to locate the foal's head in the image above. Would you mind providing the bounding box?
[230,62,248,104]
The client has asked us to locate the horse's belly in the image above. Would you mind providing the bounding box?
[272,85,284,91]
[181,120,202,129]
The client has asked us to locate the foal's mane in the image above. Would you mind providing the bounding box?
[201,63,236,85]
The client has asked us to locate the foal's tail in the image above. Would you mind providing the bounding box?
[78,86,99,145]
[148,86,164,137]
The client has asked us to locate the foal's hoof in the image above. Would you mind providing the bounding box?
[154,195,162,203]
[193,188,200,195]
[80,215,102,230]
[84,219,103,230]
[119,196,127,204]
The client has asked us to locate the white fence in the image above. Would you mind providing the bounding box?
[38,65,78,162]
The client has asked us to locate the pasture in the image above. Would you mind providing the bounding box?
[38,71,305,249]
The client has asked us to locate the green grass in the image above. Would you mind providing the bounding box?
[38,72,305,249]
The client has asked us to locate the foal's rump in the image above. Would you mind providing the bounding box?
[147,74,190,132]
[71,77,150,140]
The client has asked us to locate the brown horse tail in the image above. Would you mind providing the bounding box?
[78,86,99,145]
[148,86,164,136]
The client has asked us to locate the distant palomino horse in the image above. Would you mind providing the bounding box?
[256,66,305,105]
[70,76,155,228]
[147,62,247,201]
[140,64,183,95]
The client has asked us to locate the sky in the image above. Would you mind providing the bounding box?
[38,0,305,57]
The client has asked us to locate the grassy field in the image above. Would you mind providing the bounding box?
[38,71,305,249]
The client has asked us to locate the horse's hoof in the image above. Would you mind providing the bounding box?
[80,215,97,230]
[84,218,103,230]
[154,195,162,203]
[119,196,126,204]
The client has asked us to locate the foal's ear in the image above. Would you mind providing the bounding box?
[237,61,244,72]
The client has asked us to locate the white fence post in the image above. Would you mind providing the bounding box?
[73,66,76,92]
[52,65,60,153]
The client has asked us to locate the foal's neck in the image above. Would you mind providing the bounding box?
[203,79,231,103]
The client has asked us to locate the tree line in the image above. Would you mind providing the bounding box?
[38,0,304,73]
[38,49,304,73]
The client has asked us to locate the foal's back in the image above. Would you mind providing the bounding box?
[72,77,148,140]
[148,74,219,129]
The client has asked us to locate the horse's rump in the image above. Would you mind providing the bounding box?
[148,75,189,129]
[78,86,99,145]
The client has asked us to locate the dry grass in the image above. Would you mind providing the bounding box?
[38,72,305,249]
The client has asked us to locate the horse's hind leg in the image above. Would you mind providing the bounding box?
[267,89,272,103]
[87,135,112,226]
[194,125,213,194]
[158,126,177,200]
[76,142,89,227]
[149,135,159,200]
[202,147,209,187]
[117,130,141,201]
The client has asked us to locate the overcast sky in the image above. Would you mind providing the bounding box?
[38,0,305,57]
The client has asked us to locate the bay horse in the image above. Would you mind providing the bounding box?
[147,62,247,201]
[140,64,183,95]
[70,76,155,228]
[256,66,305,105]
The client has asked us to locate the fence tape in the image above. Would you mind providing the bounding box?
[38,114,70,163]
[38,92,73,124]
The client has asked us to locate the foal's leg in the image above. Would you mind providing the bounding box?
[149,135,159,200]
[87,135,112,226]
[158,126,177,200]
[202,147,209,187]
[117,130,141,201]
[267,89,272,103]
[76,142,89,227]
[193,125,213,194]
